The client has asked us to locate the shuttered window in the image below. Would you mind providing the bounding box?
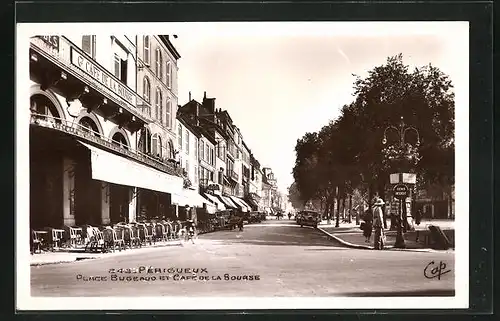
[144,36,150,65]
[82,35,96,58]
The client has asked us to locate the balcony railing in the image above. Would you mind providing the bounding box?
[30,112,184,177]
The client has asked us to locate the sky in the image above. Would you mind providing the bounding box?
[167,22,467,194]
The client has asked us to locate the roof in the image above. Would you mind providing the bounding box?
[158,35,181,60]
[177,115,201,138]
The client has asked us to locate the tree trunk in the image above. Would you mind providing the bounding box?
[368,182,374,215]
[335,187,340,228]
[448,187,453,219]
[348,194,353,223]
[341,195,346,223]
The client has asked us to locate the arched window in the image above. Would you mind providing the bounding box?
[112,132,129,150]
[143,36,150,65]
[166,60,172,88]
[166,97,171,129]
[152,133,158,156]
[78,117,99,136]
[143,76,151,104]
[155,87,162,123]
[155,48,162,80]
[157,135,162,158]
[167,140,175,159]
[138,127,152,154]
[30,94,62,123]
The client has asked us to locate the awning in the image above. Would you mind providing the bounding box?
[246,198,259,209]
[203,193,226,211]
[218,195,238,209]
[229,196,250,212]
[79,141,183,195]
[172,189,210,208]
[237,198,253,212]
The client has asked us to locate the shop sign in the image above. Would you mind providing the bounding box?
[31,36,60,58]
[36,36,59,51]
[70,48,136,106]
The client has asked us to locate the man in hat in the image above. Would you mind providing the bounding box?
[372,198,385,250]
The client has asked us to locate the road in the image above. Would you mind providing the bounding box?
[30,219,455,297]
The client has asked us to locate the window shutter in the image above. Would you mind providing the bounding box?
[144,36,150,65]
[152,135,158,156]
[82,36,91,55]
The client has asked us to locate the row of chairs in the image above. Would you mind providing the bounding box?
[84,221,185,253]
[31,220,186,254]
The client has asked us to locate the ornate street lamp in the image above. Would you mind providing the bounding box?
[382,116,420,248]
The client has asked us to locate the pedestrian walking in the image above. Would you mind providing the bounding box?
[361,210,373,243]
[372,198,385,250]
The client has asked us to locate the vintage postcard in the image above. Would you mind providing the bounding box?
[16,22,469,310]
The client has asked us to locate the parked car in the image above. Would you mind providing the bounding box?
[297,210,321,228]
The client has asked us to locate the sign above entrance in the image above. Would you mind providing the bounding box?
[70,48,136,106]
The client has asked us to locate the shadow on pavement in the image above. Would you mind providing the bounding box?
[337,289,455,297]
[303,248,351,251]
[208,239,348,248]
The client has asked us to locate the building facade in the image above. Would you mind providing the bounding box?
[29,35,185,231]
[178,93,253,213]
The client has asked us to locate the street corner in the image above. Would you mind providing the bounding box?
[317,227,373,250]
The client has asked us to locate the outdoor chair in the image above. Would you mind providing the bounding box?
[155,223,167,242]
[84,226,106,253]
[102,227,124,252]
[31,230,45,254]
[146,223,157,245]
[137,223,153,246]
[64,226,83,248]
[113,226,127,250]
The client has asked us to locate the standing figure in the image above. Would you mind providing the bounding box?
[372,198,385,250]
[362,210,373,243]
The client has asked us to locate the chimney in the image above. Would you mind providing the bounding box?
[189,91,191,101]
[204,91,207,99]
[195,103,200,126]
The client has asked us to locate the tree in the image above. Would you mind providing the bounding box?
[291,54,455,224]
[287,182,305,211]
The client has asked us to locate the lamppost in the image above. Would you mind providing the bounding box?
[382,116,420,249]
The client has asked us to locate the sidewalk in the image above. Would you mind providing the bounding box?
[317,219,455,252]
[30,239,184,266]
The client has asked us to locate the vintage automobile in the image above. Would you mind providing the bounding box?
[297,210,321,228]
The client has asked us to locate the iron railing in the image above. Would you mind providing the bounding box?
[30,112,184,177]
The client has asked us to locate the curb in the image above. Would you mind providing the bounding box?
[317,227,373,250]
[30,240,185,266]
[317,227,454,253]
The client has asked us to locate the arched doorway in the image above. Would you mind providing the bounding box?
[29,93,65,229]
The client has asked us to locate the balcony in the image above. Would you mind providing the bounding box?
[30,112,184,177]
